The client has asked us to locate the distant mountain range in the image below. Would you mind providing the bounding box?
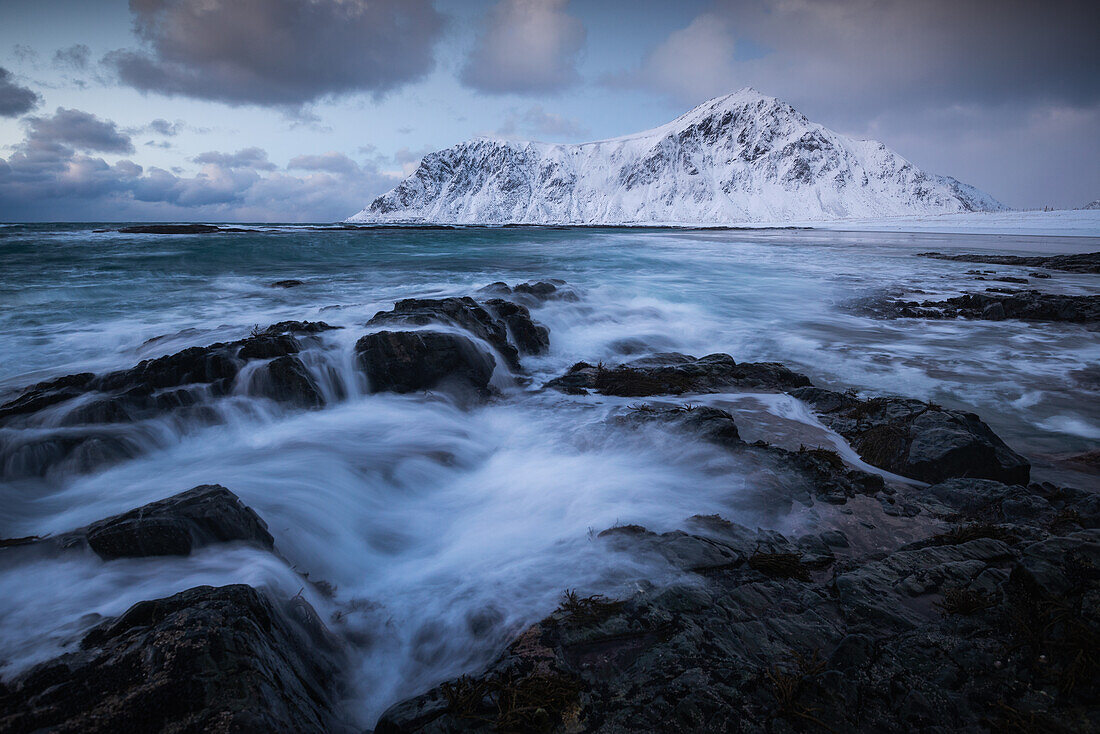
[347,88,1004,225]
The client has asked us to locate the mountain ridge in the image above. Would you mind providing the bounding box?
[348,88,1004,225]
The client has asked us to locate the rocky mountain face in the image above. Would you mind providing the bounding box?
[348,88,1003,225]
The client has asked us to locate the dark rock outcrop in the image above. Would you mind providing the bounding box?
[547,353,813,396]
[476,279,579,306]
[1,321,338,426]
[376,494,1100,734]
[614,405,884,508]
[482,299,550,355]
[60,484,275,560]
[270,279,305,288]
[918,250,1100,274]
[0,322,337,478]
[862,290,1100,323]
[791,387,1031,485]
[356,330,496,395]
[368,297,521,369]
[115,224,223,234]
[0,584,346,733]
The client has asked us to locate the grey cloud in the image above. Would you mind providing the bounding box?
[53,44,90,70]
[148,119,180,136]
[618,0,1100,116]
[193,148,275,171]
[0,109,399,221]
[288,152,360,175]
[0,67,40,117]
[24,107,133,154]
[106,0,445,107]
[462,0,586,95]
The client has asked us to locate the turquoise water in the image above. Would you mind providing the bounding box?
[0,223,1097,724]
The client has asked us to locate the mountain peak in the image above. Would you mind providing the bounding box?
[348,89,1003,224]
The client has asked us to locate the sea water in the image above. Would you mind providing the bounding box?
[0,224,1096,724]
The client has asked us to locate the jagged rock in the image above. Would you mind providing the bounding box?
[614,405,883,510]
[791,388,1031,485]
[0,322,337,478]
[547,353,812,396]
[1,321,338,427]
[376,517,1096,734]
[918,250,1100,274]
[356,330,496,395]
[368,297,521,369]
[57,484,275,560]
[251,355,324,408]
[862,290,1100,323]
[0,584,347,733]
[476,279,579,306]
[482,299,550,354]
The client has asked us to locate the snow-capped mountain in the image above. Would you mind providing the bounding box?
[348,88,1004,225]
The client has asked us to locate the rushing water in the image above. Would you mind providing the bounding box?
[0,223,1097,724]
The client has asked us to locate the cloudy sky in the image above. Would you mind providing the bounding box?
[0,0,1096,221]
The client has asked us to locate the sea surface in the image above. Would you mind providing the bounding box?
[0,223,1097,724]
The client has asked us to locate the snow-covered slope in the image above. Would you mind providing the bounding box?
[348,88,1004,225]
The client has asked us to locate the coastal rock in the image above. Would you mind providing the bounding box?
[0,584,346,733]
[115,224,222,234]
[250,355,325,408]
[368,297,521,369]
[356,330,496,395]
[63,484,275,560]
[376,514,1098,734]
[0,321,338,478]
[862,290,1100,323]
[791,388,1031,485]
[476,279,579,306]
[0,320,338,427]
[615,405,883,509]
[482,299,550,354]
[918,250,1100,274]
[547,353,812,396]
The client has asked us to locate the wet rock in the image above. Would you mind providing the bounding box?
[115,224,222,234]
[791,388,1031,485]
[0,372,95,422]
[0,432,143,479]
[356,330,496,395]
[482,298,550,354]
[918,250,1100,274]
[862,290,1100,323]
[613,405,883,508]
[476,279,579,306]
[368,297,520,369]
[547,353,812,396]
[237,333,302,359]
[62,484,275,559]
[0,321,338,477]
[0,584,347,733]
[3,324,336,426]
[270,279,305,288]
[378,506,1100,734]
[252,355,324,408]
